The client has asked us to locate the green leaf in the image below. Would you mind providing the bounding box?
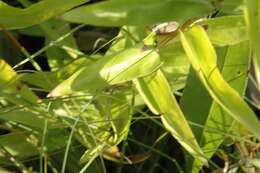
[18,25,44,37]
[198,15,248,46]
[0,130,69,162]
[0,0,87,29]
[63,0,213,26]
[217,0,243,13]
[180,69,212,141]
[159,39,190,91]
[41,19,79,70]
[249,158,260,168]
[0,108,63,129]
[183,42,250,172]
[20,57,98,91]
[244,0,260,89]
[94,91,132,145]
[80,91,132,163]
[133,69,207,165]
[49,42,161,96]
[0,133,38,161]
[180,25,260,139]
[106,26,148,56]
[180,46,228,141]
[0,59,40,106]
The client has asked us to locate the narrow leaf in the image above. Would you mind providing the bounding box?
[63,0,213,26]
[133,69,207,164]
[180,25,260,139]
[0,0,87,29]
[183,42,250,172]
[0,59,40,106]
[0,109,63,129]
[244,0,260,88]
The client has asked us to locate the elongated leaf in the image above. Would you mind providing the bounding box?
[179,46,228,170]
[182,42,250,172]
[20,57,99,90]
[63,0,213,26]
[49,43,161,96]
[0,108,64,129]
[0,59,40,106]
[0,130,69,162]
[180,25,260,139]
[180,46,228,141]
[0,0,87,29]
[197,15,248,46]
[133,69,207,164]
[197,41,250,166]
[244,0,260,87]
[0,133,38,161]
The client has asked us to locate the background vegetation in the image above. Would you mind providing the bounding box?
[0,0,260,172]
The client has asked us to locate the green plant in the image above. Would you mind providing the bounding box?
[0,0,259,172]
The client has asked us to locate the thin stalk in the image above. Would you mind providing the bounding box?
[0,146,29,173]
[0,25,42,71]
[61,118,79,173]
[13,24,86,69]
[79,153,99,173]
[128,137,184,173]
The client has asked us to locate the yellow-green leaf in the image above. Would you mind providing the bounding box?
[244,0,260,88]
[133,69,207,165]
[180,25,260,139]
[49,43,161,96]
[63,0,213,26]
[0,0,87,29]
[0,59,40,106]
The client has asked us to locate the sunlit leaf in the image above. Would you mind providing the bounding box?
[0,59,40,106]
[63,0,213,26]
[244,0,260,89]
[0,108,64,129]
[197,15,248,46]
[0,0,87,29]
[133,69,207,164]
[49,42,161,96]
[159,39,190,91]
[180,25,260,139]
[182,41,250,172]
